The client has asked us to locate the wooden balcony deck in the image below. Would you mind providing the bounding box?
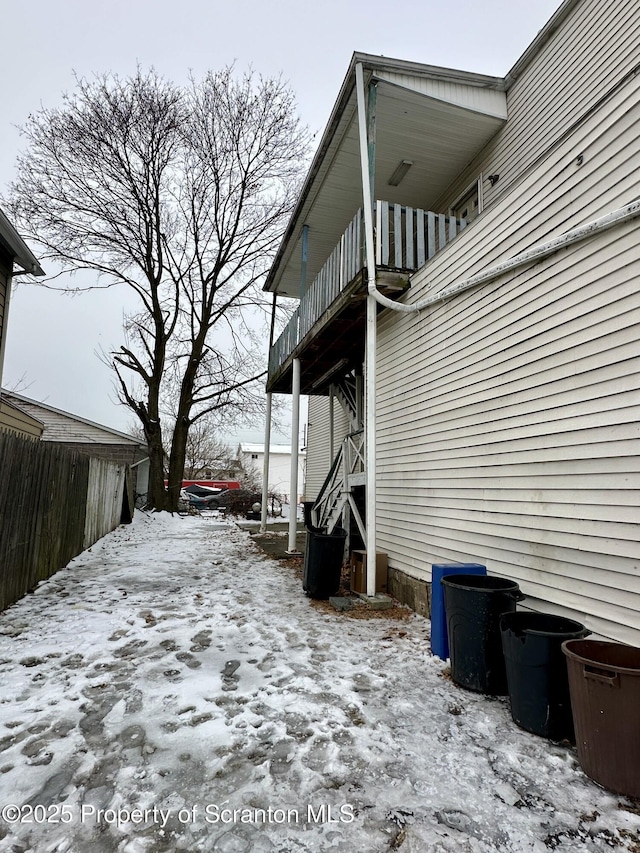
[267,201,466,395]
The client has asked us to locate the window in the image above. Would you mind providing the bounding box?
[450,176,483,224]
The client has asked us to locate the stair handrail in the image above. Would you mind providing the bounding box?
[311,442,345,529]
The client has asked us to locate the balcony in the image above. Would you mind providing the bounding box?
[267,200,466,393]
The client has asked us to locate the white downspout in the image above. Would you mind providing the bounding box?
[286,357,302,554]
[355,63,378,597]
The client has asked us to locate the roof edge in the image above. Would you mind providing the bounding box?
[0,208,45,277]
[265,0,575,294]
[355,52,506,90]
[504,0,580,89]
[0,394,46,428]
[264,54,504,295]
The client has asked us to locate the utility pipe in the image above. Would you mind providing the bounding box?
[286,357,302,554]
[355,62,379,597]
[368,197,640,314]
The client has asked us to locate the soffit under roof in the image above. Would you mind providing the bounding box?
[266,63,507,298]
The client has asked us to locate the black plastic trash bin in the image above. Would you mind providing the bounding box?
[441,574,525,695]
[303,526,347,599]
[500,612,589,740]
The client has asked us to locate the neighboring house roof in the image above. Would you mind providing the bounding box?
[0,207,45,277]
[1,390,145,450]
[0,396,44,440]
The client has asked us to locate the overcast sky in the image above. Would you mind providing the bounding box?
[1,0,562,440]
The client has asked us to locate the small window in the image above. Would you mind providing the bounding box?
[450,177,483,224]
[251,453,259,460]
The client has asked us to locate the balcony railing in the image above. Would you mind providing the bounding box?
[269,201,466,378]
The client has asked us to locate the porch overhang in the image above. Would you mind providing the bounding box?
[264,53,507,300]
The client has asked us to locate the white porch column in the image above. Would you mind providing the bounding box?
[356,62,378,597]
[287,357,302,553]
[260,392,273,533]
[364,296,377,596]
[329,384,335,462]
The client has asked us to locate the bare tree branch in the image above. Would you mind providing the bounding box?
[6,66,309,509]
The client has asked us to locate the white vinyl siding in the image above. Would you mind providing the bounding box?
[0,399,43,440]
[376,45,640,644]
[374,70,507,119]
[305,395,351,500]
[438,0,639,214]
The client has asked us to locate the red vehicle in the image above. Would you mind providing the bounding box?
[165,480,241,490]
[181,480,241,490]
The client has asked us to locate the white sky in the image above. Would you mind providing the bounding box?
[0,0,562,438]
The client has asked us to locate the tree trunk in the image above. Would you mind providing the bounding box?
[167,417,189,512]
[146,422,168,510]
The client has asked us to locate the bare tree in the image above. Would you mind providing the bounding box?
[8,67,308,510]
[182,420,238,480]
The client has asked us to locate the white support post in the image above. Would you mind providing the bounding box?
[355,62,378,598]
[329,384,335,462]
[260,392,273,533]
[287,357,302,554]
[365,294,377,597]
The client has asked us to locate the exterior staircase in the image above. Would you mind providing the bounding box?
[312,427,366,544]
[310,370,367,547]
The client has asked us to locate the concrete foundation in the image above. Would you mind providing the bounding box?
[387,568,431,618]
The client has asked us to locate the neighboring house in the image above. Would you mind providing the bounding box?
[237,443,306,503]
[263,0,640,644]
[1,391,150,506]
[0,207,45,439]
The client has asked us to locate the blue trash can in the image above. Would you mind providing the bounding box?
[431,563,486,659]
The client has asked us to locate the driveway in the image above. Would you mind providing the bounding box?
[0,513,638,852]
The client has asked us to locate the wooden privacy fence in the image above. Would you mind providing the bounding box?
[0,431,128,612]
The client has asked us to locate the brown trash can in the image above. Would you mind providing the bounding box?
[562,639,640,797]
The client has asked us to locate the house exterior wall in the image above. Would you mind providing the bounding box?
[375,4,640,644]
[305,395,351,500]
[238,446,305,503]
[437,0,640,215]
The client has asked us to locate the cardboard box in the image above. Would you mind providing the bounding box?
[350,550,388,594]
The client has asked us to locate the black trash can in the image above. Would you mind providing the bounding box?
[500,612,589,740]
[303,527,347,599]
[441,574,525,695]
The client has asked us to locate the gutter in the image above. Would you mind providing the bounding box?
[0,207,45,277]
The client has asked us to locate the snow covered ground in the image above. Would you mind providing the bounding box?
[0,512,638,853]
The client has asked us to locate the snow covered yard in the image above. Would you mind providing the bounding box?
[0,513,638,853]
